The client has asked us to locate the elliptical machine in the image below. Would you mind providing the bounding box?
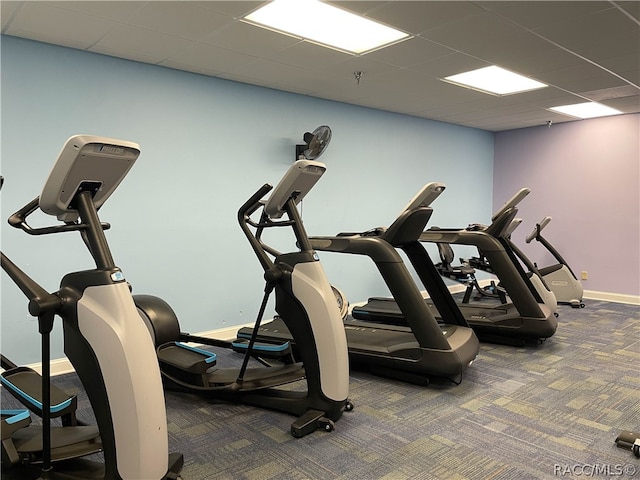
[525,216,585,308]
[134,159,352,438]
[1,136,183,479]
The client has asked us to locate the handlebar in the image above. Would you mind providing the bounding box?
[238,184,273,219]
[8,196,110,236]
[238,184,275,273]
[525,216,552,243]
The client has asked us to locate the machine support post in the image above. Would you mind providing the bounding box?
[75,191,115,271]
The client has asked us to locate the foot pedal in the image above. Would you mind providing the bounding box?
[1,410,31,438]
[1,410,32,465]
[0,367,77,421]
[157,342,217,373]
[290,409,334,438]
[232,338,293,360]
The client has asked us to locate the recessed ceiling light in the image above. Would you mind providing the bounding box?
[442,65,548,96]
[242,0,411,55]
[548,102,623,119]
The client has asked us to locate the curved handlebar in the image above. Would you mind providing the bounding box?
[238,184,273,219]
[525,216,552,243]
[8,196,110,236]
[8,196,40,229]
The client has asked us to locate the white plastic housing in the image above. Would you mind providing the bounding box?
[40,135,140,221]
[77,282,168,479]
[265,160,326,219]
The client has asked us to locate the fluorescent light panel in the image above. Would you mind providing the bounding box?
[243,0,410,55]
[549,102,623,119]
[443,66,548,95]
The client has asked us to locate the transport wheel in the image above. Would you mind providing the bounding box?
[320,418,335,432]
[345,400,354,412]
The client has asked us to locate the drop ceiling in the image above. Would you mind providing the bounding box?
[1,1,638,131]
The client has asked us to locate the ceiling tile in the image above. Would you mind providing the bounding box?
[336,55,402,78]
[189,1,264,18]
[537,63,631,92]
[446,29,561,67]
[366,37,455,68]
[479,1,614,30]
[604,97,640,112]
[2,2,26,30]
[265,41,352,71]
[5,2,118,49]
[576,31,640,70]
[38,1,146,22]
[420,11,524,48]
[363,1,486,35]
[615,1,640,21]
[222,58,317,88]
[199,21,300,57]
[499,47,592,77]
[410,53,490,79]
[513,87,591,106]
[533,7,638,55]
[580,85,640,102]
[91,25,193,64]
[122,2,229,41]
[326,2,394,16]
[161,43,256,76]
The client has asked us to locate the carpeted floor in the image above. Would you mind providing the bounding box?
[2,299,639,479]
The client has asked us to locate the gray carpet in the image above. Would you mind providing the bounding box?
[2,299,639,479]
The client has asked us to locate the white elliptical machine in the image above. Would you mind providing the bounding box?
[1,135,183,479]
[134,159,352,437]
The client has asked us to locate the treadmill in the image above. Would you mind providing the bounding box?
[353,188,558,344]
[239,182,479,386]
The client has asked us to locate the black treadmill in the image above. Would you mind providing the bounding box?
[239,182,479,386]
[353,188,558,344]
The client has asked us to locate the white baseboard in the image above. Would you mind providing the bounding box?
[583,290,640,305]
[20,357,78,377]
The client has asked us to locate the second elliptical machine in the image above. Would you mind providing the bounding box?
[134,159,353,438]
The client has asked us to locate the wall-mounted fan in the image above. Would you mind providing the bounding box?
[295,125,332,161]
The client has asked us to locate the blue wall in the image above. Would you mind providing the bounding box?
[1,36,494,365]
